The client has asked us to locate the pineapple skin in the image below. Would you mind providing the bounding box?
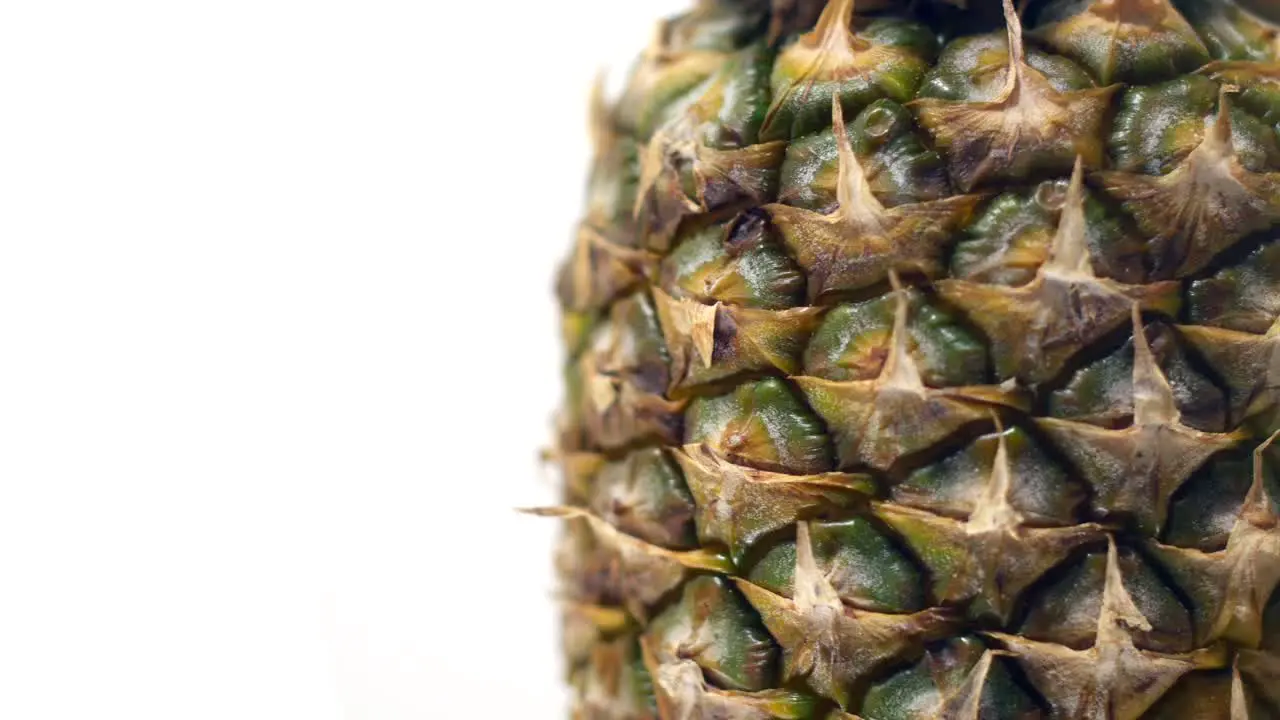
[551,0,1280,717]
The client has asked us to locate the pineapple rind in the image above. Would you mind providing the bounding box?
[553,0,1280,716]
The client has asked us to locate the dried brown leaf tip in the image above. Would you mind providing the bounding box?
[674,443,873,563]
[938,157,1181,384]
[1038,305,1244,535]
[735,522,956,708]
[1146,432,1280,649]
[526,506,732,620]
[876,423,1103,623]
[765,96,981,301]
[992,537,1201,720]
[797,274,1019,472]
[913,0,1118,191]
[1098,86,1280,278]
[654,289,719,375]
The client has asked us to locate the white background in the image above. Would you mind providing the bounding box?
[0,1,686,717]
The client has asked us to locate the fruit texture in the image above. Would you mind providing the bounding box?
[545,0,1280,716]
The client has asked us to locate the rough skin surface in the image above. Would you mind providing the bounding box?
[548,0,1280,716]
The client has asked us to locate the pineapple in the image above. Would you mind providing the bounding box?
[545,0,1280,716]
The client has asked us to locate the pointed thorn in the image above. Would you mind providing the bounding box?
[993,425,1011,475]
[880,270,924,389]
[1130,304,1181,426]
[1000,0,1027,86]
[1098,535,1153,641]
[887,267,904,293]
[831,92,851,156]
[831,93,881,218]
[795,520,817,576]
[952,650,997,719]
[968,411,1022,535]
[519,505,572,518]
[1256,427,1280,456]
[1044,157,1093,277]
[1065,154,1087,208]
[1231,661,1248,720]
[1129,303,1149,354]
[1245,428,1280,523]
[793,520,842,609]
[814,0,857,44]
[1210,84,1239,151]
